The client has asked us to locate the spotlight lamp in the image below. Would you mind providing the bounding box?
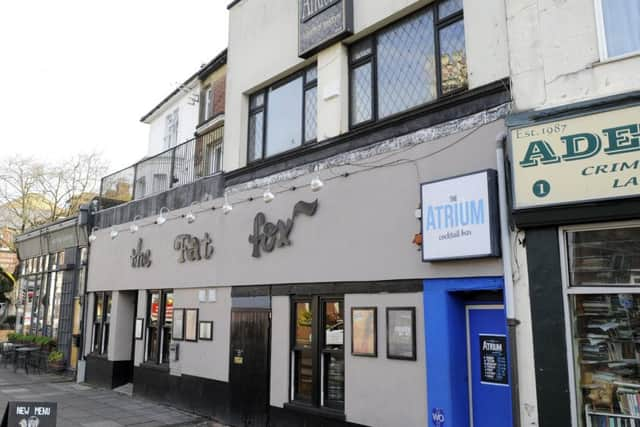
[222,192,233,215]
[109,228,119,240]
[130,215,142,233]
[263,186,275,203]
[89,227,98,242]
[310,176,324,192]
[156,207,169,225]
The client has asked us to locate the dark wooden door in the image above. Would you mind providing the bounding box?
[229,309,271,427]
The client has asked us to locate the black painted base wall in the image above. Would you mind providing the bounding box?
[526,228,572,426]
[85,355,132,389]
[132,365,370,427]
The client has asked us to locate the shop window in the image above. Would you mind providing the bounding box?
[349,1,466,127]
[596,0,640,60]
[247,65,317,162]
[291,297,344,411]
[92,292,112,355]
[146,290,173,364]
[565,225,640,426]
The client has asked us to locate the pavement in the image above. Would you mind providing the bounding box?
[0,366,227,427]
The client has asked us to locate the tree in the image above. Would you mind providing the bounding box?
[0,152,109,242]
[0,266,14,324]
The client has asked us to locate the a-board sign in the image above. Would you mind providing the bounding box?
[479,334,508,385]
[1,402,57,427]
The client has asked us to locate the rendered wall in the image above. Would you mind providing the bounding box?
[224,0,510,171]
[507,0,640,112]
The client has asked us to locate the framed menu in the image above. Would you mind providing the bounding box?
[386,307,416,360]
[351,307,377,357]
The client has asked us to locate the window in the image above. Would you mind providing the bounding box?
[135,177,146,199]
[248,65,317,162]
[152,173,168,194]
[146,290,173,364]
[596,0,640,60]
[92,292,111,355]
[291,297,344,411]
[164,108,179,149]
[349,0,466,127]
[564,225,640,426]
[200,85,214,123]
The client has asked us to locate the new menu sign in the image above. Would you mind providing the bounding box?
[298,0,353,58]
[510,104,640,209]
[420,170,500,261]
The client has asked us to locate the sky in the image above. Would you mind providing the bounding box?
[0,0,228,173]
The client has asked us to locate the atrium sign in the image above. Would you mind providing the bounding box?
[420,170,500,261]
[298,0,353,58]
[510,104,640,209]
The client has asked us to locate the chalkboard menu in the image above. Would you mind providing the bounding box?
[1,402,57,427]
[479,335,508,385]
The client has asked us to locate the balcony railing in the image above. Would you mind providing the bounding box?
[100,127,224,206]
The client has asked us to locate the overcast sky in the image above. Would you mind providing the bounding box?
[0,0,228,172]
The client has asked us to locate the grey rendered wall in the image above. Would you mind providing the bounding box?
[270,296,290,407]
[345,292,426,427]
[87,118,506,293]
[108,291,135,361]
[134,290,147,367]
[170,287,231,382]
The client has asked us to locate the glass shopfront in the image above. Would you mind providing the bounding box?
[564,224,640,427]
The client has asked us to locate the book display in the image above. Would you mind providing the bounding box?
[574,294,640,426]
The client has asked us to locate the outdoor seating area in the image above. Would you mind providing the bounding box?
[0,333,65,375]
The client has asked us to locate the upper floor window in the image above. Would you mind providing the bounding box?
[248,65,317,162]
[200,85,214,123]
[596,0,640,60]
[350,0,466,127]
[164,108,179,149]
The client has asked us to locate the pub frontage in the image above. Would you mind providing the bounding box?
[508,92,640,427]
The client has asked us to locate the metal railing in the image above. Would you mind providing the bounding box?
[100,127,224,205]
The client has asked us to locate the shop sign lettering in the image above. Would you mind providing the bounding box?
[431,408,445,426]
[131,238,151,268]
[298,0,352,57]
[249,200,318,258]
[173,233,214,263]
[510,104,640,208]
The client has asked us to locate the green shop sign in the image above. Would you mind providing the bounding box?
[510,104,640,209]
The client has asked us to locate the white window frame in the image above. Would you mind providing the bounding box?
[204,86,213,120]
[164,108,179,149]
[559,220,640,427]
[594,0,640,61]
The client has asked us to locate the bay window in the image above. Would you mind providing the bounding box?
[248,65,317,162]
[350,0,467,127]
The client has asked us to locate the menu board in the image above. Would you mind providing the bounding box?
[479,334,508,385]
[2,402,57,427]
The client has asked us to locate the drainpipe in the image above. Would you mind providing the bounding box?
[496,132,521,427]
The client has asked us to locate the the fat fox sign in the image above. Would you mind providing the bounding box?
[510,104,640,209]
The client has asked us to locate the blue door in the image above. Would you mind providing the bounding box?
[466,305,513,427]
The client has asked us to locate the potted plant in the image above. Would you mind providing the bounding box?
[7,332,17,342]
[48,351,65,372]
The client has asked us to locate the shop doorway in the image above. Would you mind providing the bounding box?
[466,304,512,427]
[229,309,271,427]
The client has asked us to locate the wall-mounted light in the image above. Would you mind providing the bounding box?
[263,186,275,203]
[222,192,233,215]
[89,227,98,242]
[310,176,324,192]
[186,203,197,224]
[156,207,169,225]
[130,215,142,233]
[110,228,119,240]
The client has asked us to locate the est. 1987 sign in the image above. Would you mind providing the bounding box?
[420,170,500,261]
[510,104,640,209]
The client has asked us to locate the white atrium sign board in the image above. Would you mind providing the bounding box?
[510,104,640,209]
[420,170,500,261]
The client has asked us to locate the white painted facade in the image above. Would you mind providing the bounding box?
[143,77,200,157]
[224,0,510,171]
[507,0,640,112]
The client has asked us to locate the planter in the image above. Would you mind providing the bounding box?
[48,361,65,373]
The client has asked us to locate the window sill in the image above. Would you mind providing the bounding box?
[593,50,640,67]
[140,362,170,372]
[283,402,345,421]
[86,353,108,360]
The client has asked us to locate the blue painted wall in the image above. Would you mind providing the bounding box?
[423,277,504,427]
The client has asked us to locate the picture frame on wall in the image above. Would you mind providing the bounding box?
[185,309,199,342]
[199,321,213,341]
[135,318,144,340]
[173,309,184,341]
[386,307,417,361]
[351,307,377,357]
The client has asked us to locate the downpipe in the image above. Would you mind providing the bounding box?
[496,132,521,427]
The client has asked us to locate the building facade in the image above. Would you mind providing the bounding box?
[84,1,529,426]
[505,1,640,426]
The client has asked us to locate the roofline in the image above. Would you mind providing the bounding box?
[198,49,228,80]
[139,72,200,123]
[14,215,80,242]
